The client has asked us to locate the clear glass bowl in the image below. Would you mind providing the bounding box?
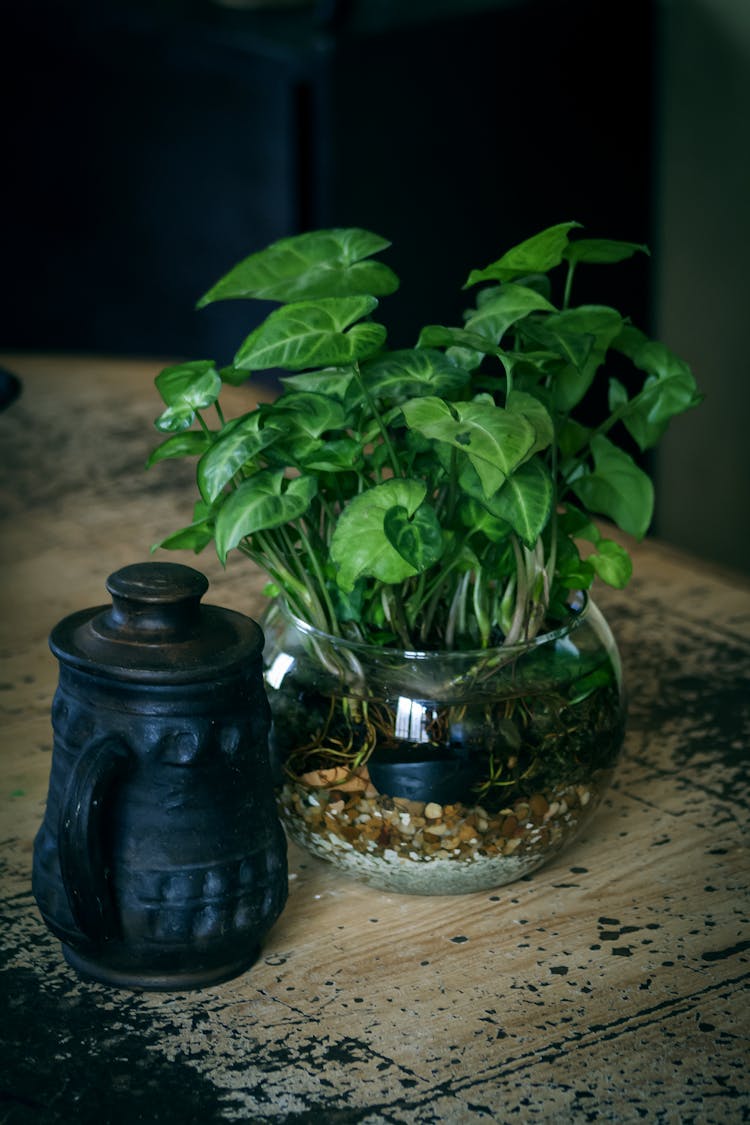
[262,596,625,894]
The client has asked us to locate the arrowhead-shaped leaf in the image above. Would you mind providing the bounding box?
[234,297,386,371]
[506,390,554,458]
[146,430,212,468]
[299,437,363,472]
[153,501,216,555]
[197,413,280,503]
[535,306,624,411]
[361,348,470,402]
[570,435,654,539]
[464,282,556,343]
[563,238,649,265]
[488,460,554,546]
[197,228,399,307]
[264,391,347,437]
[214,470,317,562]
[417,325,513,372]
[280,366,358,401]
[461,459,553,546]
[464,222,582,288]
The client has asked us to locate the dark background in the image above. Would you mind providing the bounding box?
[3,0,654,359]
[3,0,749,573]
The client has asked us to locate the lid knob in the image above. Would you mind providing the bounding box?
[102,563,209,641]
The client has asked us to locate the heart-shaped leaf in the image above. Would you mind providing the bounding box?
[197,228,399,307]
[383,503,444,571]
[234,296,386,371]
[330,478,428,591]
[402,396,535,498]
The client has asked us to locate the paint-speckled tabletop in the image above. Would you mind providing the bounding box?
[1,355,749,1124]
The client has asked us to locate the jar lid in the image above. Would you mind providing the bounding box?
[49,562,263,684]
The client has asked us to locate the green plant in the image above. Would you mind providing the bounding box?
[148,222,701,651]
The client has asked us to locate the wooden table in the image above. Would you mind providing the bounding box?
[1,354,749,1124]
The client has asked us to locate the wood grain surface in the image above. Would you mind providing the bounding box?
[1,355,749,1124]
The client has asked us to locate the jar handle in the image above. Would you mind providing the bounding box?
[58,737,130,945]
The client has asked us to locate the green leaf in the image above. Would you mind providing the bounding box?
[299,437,363,472]
[219,364,251,387]
[558,502,601,544]
[542,307,624,411]
[234,297,386,371]
[146,431,211,468]
[330,478,428,591]
[214,470,317,562]
[463,282,556,342]
[555,536,595,592]
[608,375,629,412]
[460,498,511,543]
[563,238,650,265]
[265,392,347,437]
[153,501,217,554]
[154,521,215,554]
[402,396,535,498]
[196,228,399,307]
[417,324,512,369]
[506,389,554,458]
[464,222,582,288]
[519,313,596,372]
[196,413,280,503]
[611,326,703,450]
[280,366,358,401]
[570,434,654,539]
[487,460,554,546]
[588,538,633,588]
[558,417,591,459]
[155,361,222,409]
[361,348,470,402]
[154,361,222,431]
[383,503,444,571]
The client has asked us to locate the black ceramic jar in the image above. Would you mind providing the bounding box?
[32,563,288,990]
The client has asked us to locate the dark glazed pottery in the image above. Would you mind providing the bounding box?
[32,563,288,990]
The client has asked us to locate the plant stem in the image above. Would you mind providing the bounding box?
[294,518,338,631]
[352,361,401,478]
[563,260,576,310]
[504,535,528,646]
